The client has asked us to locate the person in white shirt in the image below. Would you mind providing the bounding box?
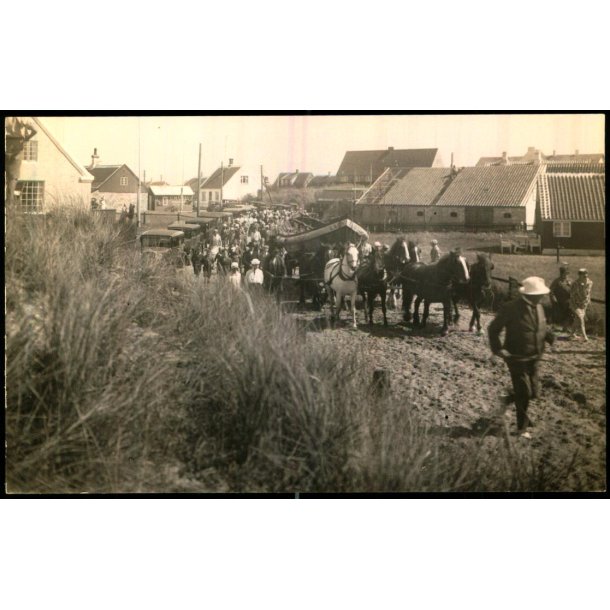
[228,261,242,289]
[245,258,264,291]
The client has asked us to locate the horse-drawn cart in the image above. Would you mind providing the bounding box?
[275,217,369,309]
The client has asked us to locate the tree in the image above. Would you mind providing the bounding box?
[5,117,37,207]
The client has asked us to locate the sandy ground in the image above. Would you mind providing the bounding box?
[290,299,606,492]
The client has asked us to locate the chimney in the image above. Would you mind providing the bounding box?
[575,149,579,156]
[90,147,99,168]
[501,151,507,162]
[450,152,454,167]
[295,169,299,174]
[553,150,556,156]
[388,146,394,151]
[527,146,535,154]
[228,158,234,167]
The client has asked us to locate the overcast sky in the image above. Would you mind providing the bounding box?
[41,114,605,185]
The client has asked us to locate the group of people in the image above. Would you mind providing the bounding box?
[488,265,594,440]
[357,235,442,264]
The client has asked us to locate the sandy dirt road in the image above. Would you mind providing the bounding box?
[291,300,606,492]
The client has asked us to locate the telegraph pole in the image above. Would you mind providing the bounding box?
[260,165,264,203]
[220,161,224,207]
[197,143,202,215]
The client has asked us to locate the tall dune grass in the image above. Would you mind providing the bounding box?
[5,207,592,492]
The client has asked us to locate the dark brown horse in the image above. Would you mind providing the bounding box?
[405,251,470,336]
[357,249,388,326]
[295,244,336,310]
[263,249,287,303]
[452,252,494,333]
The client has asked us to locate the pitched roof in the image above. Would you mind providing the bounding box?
[377,168,455,206]
[336,148,439,178]
[88,165,121,189]
[538,173,605,221]
[185,177,208,190]
[435,165,541,207]
[309,175,335,187]
[293,172,313,188]
[545,153,604,164]
[201,166,240,189]
[544,163,606,174]
[148,185,194,197]
[317,188,364,201]
[29,117,94,183]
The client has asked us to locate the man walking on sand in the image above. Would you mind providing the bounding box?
[488,277,555,439]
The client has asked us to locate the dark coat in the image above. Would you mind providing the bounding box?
[488,297,554,360]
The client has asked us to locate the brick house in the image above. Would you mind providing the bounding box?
[85,148,147,209]
[13,117,93,213]
[336,147,443,186]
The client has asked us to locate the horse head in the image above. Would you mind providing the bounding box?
[446,250,470,284]
[474,252,493,287]
[344,243,359,273]
[369,249,386,278]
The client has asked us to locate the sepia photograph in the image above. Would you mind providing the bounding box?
[4,113,606,495]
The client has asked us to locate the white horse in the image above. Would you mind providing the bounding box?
[324,243,360,328]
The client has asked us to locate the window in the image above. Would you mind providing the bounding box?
[553,221,571,238]
[23,140,38,161]
[120,176,128,186]
[209,192,213,201]
[503,212,512,219]
[416,211,424,217]
[215,192,220,201]
[450,212,458,218]
[17,181,44,213]
[240,176,249,184]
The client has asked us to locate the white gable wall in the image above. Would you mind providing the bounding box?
[222,165,259,202]
[19,122,92,209]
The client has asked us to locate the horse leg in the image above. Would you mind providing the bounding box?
[468,299,476,332]
[402,281,413,322]
[441,300,450,336]
[413,295,422,327]
[453,297,460,325]
[351,293,357,329]
[474,299,482,333]
[367,291,374,325]
[422,299,430,328]
[380,288,388,327]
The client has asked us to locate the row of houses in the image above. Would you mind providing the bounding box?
[7,120,604,250]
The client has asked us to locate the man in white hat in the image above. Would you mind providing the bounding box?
[488,276,555,439]
[430,239,441,263]
[245,258,264,291]
[228,261,242,289]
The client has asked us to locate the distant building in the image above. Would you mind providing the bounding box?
[185,176,208,206]
[336,147,443,185]
[86,148,146,209]
[147,185,194,211]
[200,160,257,207]
[355,168,456,229]
[13,116,93,212]
[308,175,336,188]
[435,165,541,230]
[273,171,314,189]
[477,147,604,168]
[536,172,605,250]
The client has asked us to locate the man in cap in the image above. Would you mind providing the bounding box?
[245,258,264,292]
[569,269,593,341]
[488,276,555,439]
[430,239,441,263]
[359,236,373,261]
[549,263,572,331]
[228,261,242,289]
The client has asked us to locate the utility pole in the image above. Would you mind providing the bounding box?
[260,165,264,203]
[197,143,202,216]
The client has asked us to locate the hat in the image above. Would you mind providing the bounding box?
[519,276,550,295]
[559,262,569,270]
[251,258,260,265]
[374,241,381,248]
[431,239,438,245]
[231,262,239,269]
[578,268,588,274]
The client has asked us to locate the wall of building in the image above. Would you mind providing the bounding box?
[222,165,258,202]
[491,206,526,227]
[19,130,91,209]
[540,221,605,250]
[93,192,143,209]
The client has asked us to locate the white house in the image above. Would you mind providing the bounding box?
[200,159,258,207]
[15,117,93,212]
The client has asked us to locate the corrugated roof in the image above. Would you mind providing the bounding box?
[201,166,240,189]
[544,163,606,174]
[546,153,604,164]
[538,173,605,221]
[436,165,540,207]
[379,168,454,206]
[149,185,194,196]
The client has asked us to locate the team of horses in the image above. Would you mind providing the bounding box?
[190,235,495,336]
[322,237,494,335]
